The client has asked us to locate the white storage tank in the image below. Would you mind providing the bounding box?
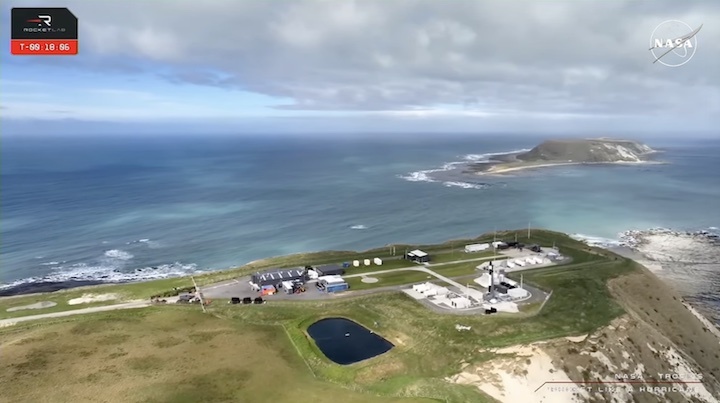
[364,259,371,266]
[373,257,382,265]
[353,260,360,267]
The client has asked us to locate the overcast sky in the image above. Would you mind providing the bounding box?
[1,0,718,135]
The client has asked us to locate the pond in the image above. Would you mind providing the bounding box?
[306,317,394,365]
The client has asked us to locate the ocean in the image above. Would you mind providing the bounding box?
[2,134,719,294]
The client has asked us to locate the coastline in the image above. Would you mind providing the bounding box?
[476,160,666,175]
[606,228,720,329]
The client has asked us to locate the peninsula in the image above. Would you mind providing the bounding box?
[472,138,659,174]
[2,229,719,403]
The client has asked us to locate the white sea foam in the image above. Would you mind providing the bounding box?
[462,148,531,161]
[39,261,65,266]
[0,261,204,290]
[442,181,490,190]
[398,148,531,184]
[126,238,150,244]
[569,233,623,248]
[350,225,368,230]
[104,249,134,260]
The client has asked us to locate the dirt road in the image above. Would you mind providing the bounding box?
[0,300,152,327]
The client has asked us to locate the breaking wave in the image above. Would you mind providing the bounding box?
[398,148,531,185]
[350,224,368,230]
[569,233,623,248]
[442,181,491,190]
[104,249,134,260]
[0,261,205,291]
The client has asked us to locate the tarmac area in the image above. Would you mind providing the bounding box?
[202,271,549,312]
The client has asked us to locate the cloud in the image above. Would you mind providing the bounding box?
[3,0,720,122]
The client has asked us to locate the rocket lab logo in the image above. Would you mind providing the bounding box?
[649,20,702,67]
[27,15,52,27]
[11,8,77,40]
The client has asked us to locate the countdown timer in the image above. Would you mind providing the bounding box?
[11,39,78,55]
[11,8,78,56]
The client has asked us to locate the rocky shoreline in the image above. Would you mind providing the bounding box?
[611,227,720,327]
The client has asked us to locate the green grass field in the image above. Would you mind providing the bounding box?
[0,229,639,403]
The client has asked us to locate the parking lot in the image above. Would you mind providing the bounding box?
[202,275,338,301]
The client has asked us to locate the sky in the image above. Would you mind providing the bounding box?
[1,0,719,135]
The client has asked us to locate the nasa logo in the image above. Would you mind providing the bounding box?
[649,20,701,67]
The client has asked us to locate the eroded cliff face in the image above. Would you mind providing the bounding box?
[516,139,656,163]
[447,267,720,403]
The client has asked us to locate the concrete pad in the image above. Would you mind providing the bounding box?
[402,289,425,300]
[361,276,379,283]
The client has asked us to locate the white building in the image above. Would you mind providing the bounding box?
[449,296,472,309]
[508,288,530,299]
[413,282,450,296]
[412,283,430,293]
[353,260,360,267]
[373,257,383,265]
[363,259,371,266]
[492,241,507,248]
[465,243,490,253]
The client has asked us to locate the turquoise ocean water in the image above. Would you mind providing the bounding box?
[2,134,718,294]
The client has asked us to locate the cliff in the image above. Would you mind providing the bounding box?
[516,138,656,164]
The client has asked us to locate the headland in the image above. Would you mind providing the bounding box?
[468,138,662,175]
[1,228,719,403]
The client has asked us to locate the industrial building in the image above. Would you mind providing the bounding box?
[318,275,349,293]
[406,249,430,263]
[250,268,307,289]
[448,296,472,309]
[464,243,490,253]
[315,265,345,276]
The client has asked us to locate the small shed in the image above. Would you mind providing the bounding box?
[281,281,295,294]
[363,259,371,266]
[373,257,383,265]
[406,249,430,263]
[353,260,360,267]
[449,296,472,309]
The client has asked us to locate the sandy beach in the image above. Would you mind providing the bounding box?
[477,160,664,175]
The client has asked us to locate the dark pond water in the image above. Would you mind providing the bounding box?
[306,317,394,365]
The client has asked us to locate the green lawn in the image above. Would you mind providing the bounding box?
[429,250,497,263]
[212,247,637,401]
[0,228,618,320]
[0,229,638,403]
[346,271,436,291]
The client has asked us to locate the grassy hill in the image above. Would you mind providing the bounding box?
[516,138,655,163]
